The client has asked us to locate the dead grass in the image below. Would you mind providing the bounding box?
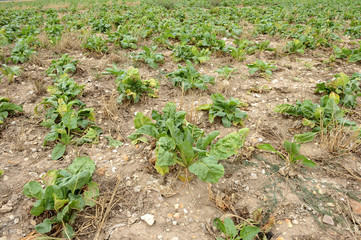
[320,121,361,157]
[100,91,119,120]
[53,31,83,53]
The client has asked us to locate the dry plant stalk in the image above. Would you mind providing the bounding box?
[100,91,119,120]
[320,118,361,156]
[54,31,82,52]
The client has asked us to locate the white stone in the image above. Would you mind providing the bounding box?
[141,214,155,226]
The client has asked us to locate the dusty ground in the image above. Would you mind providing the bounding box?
[0,30,361,240]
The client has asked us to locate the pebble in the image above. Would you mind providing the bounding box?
[172,221,177,225]
[157,235,162,239]
[322,214,334,226]
[284,219,293,228]
[250,173,257,179]
[350,199,361,215]
[171,237,179,240]
[133,185,141,192]
[0,205,13,214]
[291,219,299,225]
[141,214,155,226]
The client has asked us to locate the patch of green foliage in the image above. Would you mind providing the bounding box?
[83,35,108,54]
[0,97,23,124]
[198,93,247,128]
[128,102,249,183]
[214,218,260,240]
[108,31,138,49]
[11,38,36,63]
[247,59,276,76]
[131,46,164,69]
[172,45,211,64]
[167,60,214,91]
[23,156,99,239]
[103,65,159,104]
[274,96,356,143]
[258,140,316,168]
[0,64,21,83]
[315,72,361,108]
[215,66,236,80]
[46,54,78,77]
[35,75,102,160]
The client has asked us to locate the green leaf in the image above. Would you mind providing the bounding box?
[134,112,153,129]
[238,225,260,240]
[189,156,224,183]
[213,218,226,233]
[224,218,238,237]
[52,143,66,160]
[257,143,278,153]
[284,140,300,155]
[62,109,78,130]
[198,104,211,111]
[105,135,123,148]
[60,171,91,194]
[83,181,99,207]
[0,102,23,112]
[23,181,44,199]
[35,218,57,234]
[54,196,69,212]
[128,125,159,141]
[294,132,318,143]
[62,223,75,239]
[248,67,259,75]
[67,157,95,175]
[295,155,316,167]
[43,185,63,210]
[156,146,176,168]
[196,131,220,150]
[44,131,59,145]
[210,128,249,160]
[30,199,45,216]
[43,169,58,186]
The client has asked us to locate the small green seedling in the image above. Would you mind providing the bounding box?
[213,218,260,240]
[105,135,123,148]
[215,66,237,80]
[0,64,21,83]
[257,140,316,173]
[247,59,276,76]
